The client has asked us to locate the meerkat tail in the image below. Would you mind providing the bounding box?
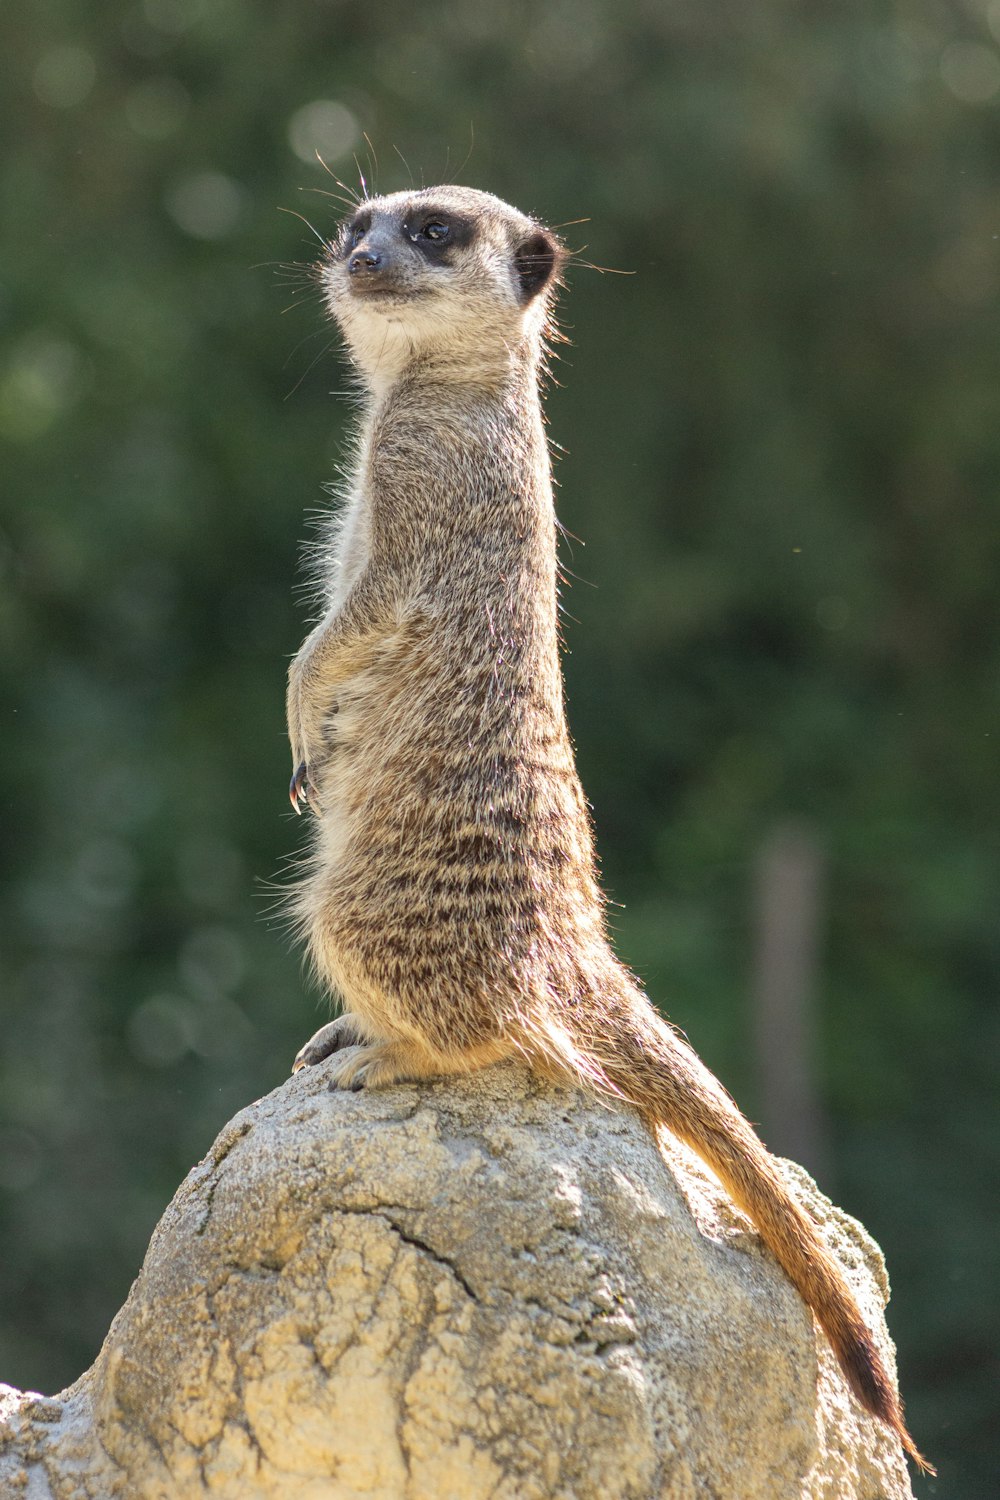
[589,1014,935,1475]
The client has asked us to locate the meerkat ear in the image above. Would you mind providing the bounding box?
[513,229,563,303]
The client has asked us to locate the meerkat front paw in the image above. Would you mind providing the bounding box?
[292,1013,368,1072]
[286,655,340,816]
[294,1030,421,1093]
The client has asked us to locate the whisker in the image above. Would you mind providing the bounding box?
[566,243,635,275]
[282,324,331,368]
[455,120,476,183]
[315,154,361,206]
[362,131,379,193]
[302,184,357,215]
[278,205,328,249]
[279,290,324,315]
[283,335,340,400]
[392,142,414,186]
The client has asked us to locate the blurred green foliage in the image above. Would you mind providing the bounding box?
[1,1,997,1493]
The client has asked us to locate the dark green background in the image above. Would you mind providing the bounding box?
[1,3,997,1494]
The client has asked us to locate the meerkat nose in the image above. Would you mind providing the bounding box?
[349,247,384,275]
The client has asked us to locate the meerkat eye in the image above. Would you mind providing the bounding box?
[408,219,450,245]
[343,217,369,251]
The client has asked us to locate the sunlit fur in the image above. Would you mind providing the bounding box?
[285,185,930,1474]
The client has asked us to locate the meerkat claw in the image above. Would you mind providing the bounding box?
[289,762,309,814]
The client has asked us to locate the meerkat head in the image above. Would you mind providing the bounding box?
[318,186,566,392]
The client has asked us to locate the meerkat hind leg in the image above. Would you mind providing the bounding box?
[328,1037,516,1092]
[292,1013,369,1073]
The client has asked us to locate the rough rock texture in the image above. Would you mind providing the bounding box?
[0,1060,914,1499]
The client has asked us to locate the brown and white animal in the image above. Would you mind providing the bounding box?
[284,184,930,1472]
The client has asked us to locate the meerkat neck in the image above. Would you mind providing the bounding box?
[359,341,541,408]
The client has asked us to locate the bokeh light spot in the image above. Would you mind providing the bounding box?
[165,171,245,239]
[940,41,1000,103]
[287,100,360,166]
[124,77,190,139]
[33,46,96,109]
[128,995,197,1067]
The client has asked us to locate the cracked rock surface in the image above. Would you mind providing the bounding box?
[0,1060,913,1498]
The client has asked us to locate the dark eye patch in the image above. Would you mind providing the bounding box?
[403,207,475,261]
[340,212,371,255]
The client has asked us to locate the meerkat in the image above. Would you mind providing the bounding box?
[284,184,930,1473]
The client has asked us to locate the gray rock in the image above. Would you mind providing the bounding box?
[0,1060,913,1498]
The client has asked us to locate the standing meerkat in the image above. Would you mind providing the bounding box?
[285,184,930,1473]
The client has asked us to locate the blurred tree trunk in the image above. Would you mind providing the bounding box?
[752,823,831,1186]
